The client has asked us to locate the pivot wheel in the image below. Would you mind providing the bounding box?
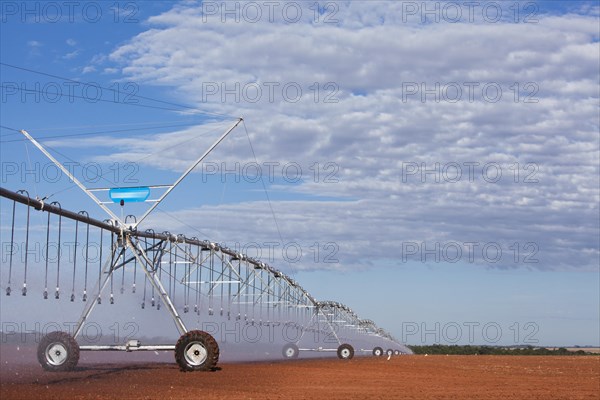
[337,343,354,360]
[282,343,299,359]
[386,349,394,356]
[37,331,79,372]
[372,346,383,357]
[175,330,219,372]
[394,350,401,356]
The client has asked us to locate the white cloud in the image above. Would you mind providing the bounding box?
[66,38,77,46]
[98,2,599,272]
[26,40,42,57]
[63,50,80,60]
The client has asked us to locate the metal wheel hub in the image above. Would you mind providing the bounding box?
[285,348,295,357]
[184,342,208,366]
[46,343,68,366]
[341,349,351,358]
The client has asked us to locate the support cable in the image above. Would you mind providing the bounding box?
[79,211,90,302]
[43,211,50,299]
[52,202,62,299]
[6,199,16,296]
[71,219,79,302]
[17,190,30,296]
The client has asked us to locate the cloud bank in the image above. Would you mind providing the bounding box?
[96,1,598,271]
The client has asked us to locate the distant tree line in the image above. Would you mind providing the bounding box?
[408,344,593,355]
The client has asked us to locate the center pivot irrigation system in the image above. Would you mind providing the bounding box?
[1,119,409,372]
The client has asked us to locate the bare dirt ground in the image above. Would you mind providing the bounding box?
[1,355,598,400]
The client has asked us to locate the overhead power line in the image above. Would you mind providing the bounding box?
[0,62,240,120]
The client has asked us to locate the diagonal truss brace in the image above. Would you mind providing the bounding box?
[72,236,188,339]
[19,118,243,229]
[19,129,122,223]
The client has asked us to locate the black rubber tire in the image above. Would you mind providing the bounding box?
[372,346,383,357]
[174,330,219,372]
[337,343,354,360]
[37,331,79,372]
[386,349,394,356]
[282,343,299,359]
[394,350,401,356]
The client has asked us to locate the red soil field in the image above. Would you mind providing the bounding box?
[1,355,599,400]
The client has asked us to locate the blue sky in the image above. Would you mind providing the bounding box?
[1,1,599,346]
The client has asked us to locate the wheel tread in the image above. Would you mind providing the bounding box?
[282,343,299,359]
[37,331,79,372]
[337,343,354,360]
[175,330,219,372]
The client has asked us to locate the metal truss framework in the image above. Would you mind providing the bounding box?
[1,121,408,372]
[1,187,407,370]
